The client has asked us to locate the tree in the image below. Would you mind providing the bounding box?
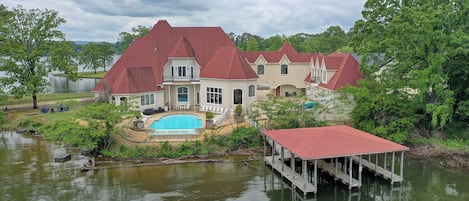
[245,36,260,51]
[42,103,126,151]
[253,95,326,129]
[0,5,77,109]
[115,25,150,53]
[349,0,468,139]
[79,42,115,73]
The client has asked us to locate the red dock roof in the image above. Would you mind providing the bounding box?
[263,125,409,160]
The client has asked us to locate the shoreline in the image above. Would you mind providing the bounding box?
[406,144,469,168]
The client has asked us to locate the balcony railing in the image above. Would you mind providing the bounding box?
[163,75,200,82]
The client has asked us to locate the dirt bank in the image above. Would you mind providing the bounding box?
[407,144,469,168]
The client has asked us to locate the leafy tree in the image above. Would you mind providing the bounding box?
[115,25,150,53]
[42,103,126,151]
[349,0,468,139]
[245,36,260,51]
[260,35,285,51]
[305,26,349,54]
[254,95,326,129]
[79,42,115,73]
[0,5,77,109]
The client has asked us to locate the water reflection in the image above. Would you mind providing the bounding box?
[1,131,468,201]
[47,75,100,93]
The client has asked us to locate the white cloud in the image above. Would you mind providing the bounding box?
[2,0,366,42]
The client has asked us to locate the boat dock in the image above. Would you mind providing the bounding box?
[262,125,409,196]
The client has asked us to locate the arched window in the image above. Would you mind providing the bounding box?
[233,89,243,104]
[177,87,188,102]
[248,85,255,97]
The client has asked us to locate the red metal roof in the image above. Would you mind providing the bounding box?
[305,53,363,90]
[94,20,235,94]
[242,42,322,63]
[263,125,409,160]
[201,47,258,79]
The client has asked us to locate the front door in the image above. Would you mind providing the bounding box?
[276,86,280,96]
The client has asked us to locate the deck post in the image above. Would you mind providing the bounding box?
[263,136,266,158]
[349,156,353,190]
[400,151,404,182]
[368,154,371,161]
[391,152,395,183]
[384,152,387,170]
[291,152,295,173]
[374,154,378,175]
[334,158,338,180]
[272,142,275,164]
[168,86,171,111]
[343,157,347,173]
[358,155,362,188]
[314,159,318,188]
[303,160,307,190]
[281,147,284,171]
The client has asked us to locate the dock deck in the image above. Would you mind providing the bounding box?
[351,156,402,183]
[264,155,317,195]
[317,160,361,189]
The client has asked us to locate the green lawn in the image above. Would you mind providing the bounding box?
[54,71,107,79]
[1,92,94,106]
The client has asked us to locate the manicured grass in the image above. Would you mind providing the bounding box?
[1,92,94,106]
[54,71,107,79]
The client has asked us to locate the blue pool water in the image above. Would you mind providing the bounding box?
[150,114,202,130]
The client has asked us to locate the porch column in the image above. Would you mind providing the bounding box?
[168,86,171,111]
[193,84,196,112]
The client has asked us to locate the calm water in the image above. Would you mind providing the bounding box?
[1,131,468,201]
[150,114,202,130]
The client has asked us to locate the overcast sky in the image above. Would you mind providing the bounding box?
[3,0,367,42]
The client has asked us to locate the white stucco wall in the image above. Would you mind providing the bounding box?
[200,78,257,113]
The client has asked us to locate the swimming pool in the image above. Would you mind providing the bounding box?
[150,114,202,135]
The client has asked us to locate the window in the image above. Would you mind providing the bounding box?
[257,65,264,75]
[190,66,194,78]
[140,94,155,106]
[248,85,255,97]
[111,96,115,104]
[233,89,243,104]
[281,64,288,75]
[322,70,327,82]
[177,87,188,102]
[206,87,222,104]
[171,66,174,76]
[178,66,186,77]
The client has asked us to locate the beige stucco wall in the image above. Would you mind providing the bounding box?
[250,57,310,94]
[200,78,257,113]
[111,90,164,112]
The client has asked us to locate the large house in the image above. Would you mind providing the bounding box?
[93,20,362,115]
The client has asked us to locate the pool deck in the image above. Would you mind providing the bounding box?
[120,110,239,144]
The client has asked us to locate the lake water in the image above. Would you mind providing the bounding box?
[1,131,468,201]
[0,55,120,93]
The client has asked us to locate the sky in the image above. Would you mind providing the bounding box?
[3,0,367,42]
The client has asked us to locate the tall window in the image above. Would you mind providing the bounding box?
[257,64,264,75]
[178,66,186,77]
[233,89,243,104]
[206,87,222,104]
[177,87,188,102]
[140,94,155,106]
[248,85,255,97]
[281,64,288,75]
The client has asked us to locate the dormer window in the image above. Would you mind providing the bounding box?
[281,64,288,75]
[257,65,264,75]
[178,66,186,77]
